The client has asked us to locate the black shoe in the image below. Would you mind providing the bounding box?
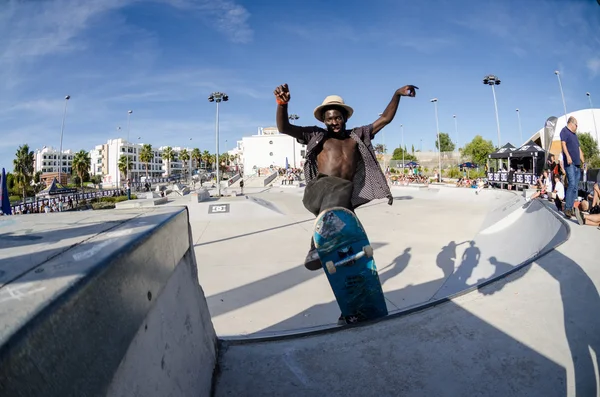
[337,315,346,325]
[304,249,322,271]
[564,209,573,219]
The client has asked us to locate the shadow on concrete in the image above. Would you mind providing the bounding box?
[477,249,600,397]
[205,242,389,319]
[216,299,566,396]
[379,247,412,286]
[194,218,314,247]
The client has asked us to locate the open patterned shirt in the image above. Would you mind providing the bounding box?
[296,124,393,208]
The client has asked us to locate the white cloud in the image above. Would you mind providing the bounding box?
[0,0,253,66]
[587,58,600,77]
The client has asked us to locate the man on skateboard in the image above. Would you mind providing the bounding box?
[274,83,418,270]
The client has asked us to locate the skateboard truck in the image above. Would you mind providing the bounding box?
[326,245,374,274]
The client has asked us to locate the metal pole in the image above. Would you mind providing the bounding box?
[401,124,404,171]
[516,109,523,144]
[453,115,458,164]
[491,84,501,148]
[216,101,220,197]
[126,111,132,183]
[587,93,598,144]
[432,100,441,181]
[555,71,568,122]
[58,95,70,184]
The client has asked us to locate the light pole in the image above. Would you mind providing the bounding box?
[483,75,502,148]
[554,71,568,122]
[587,92,598,144]
[453,114,459,163]
[208,91,229,197]
[400,123,404,170]
[516,108,523,144]
[289,114,299,168]
[126,110,133,189]
[58,95,70,184]
[431,98,442,182]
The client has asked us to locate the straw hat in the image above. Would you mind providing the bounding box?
[313,95,354,122]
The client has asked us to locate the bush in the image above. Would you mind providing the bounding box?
[9,195,21,204]
[444,167,462,178]
[92,202,115,210]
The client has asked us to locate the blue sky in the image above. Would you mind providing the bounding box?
[1,0,599,170]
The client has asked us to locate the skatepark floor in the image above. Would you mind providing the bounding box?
[167,186,497,338]
[176,186,599,397]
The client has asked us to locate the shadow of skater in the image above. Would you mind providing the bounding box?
[537,250,600,396]
[454,241,481,286]
[379,248,411,285]
[478,250,600,395]
[436,240,468,279]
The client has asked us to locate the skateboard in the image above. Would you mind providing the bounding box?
[313,207,388,324]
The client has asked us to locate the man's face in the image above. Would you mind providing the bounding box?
[568,119,578,132]
[323,109,346,134]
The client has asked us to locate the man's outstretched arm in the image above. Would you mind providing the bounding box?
[372,85,418,136]
[274,83,309,140]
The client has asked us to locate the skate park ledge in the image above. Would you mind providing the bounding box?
[0,189,570,396]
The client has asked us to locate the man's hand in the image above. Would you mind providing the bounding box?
[274,84,291,104]
[396,85,419,97]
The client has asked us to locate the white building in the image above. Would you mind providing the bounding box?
[241,127,306,173]
[527,108,600,154]
[33,146,74,174]
[97,139,195,187]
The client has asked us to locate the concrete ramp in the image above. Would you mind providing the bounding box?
[0,208,217,397]
[431,197,567,300]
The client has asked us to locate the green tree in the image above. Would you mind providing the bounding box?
[179,148,190,178]
[577,132,599,163]
[391,147,417,162]
[201,150,212,170]
[411,144,415,153]
[72,150,91,190]
[118,155,131,187]
[434,132,455,152]
[13,144,34,200]
[374,144,386,155]
[139,144,154,179]
[191,148,202,170]
[162,146,174,176]
[461,135,495,166]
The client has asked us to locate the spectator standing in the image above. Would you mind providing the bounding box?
[560,117,585,218]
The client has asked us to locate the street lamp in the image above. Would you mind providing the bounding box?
[554,71,568,122]
[516,109,523,144]
[482,75,502,148]
[58,95,70,184]
[289,114,299,168]
[430,98,442,182]
[586,92,598,144]
[400,124,404,170]
[453,114,459,163]
[208,91,229,197]
[126,110,133,191]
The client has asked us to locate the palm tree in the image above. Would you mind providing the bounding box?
[72,150,91,190]
[162,146,174,176]
[13,144,34,200]
[201,150,212,170]
[139,144,154,180]
[179,148,190,180]
[118,155,131,188]
[191,148,201,171]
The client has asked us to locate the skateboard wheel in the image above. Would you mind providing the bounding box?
[363,245,374,258]
[326,261,336,274]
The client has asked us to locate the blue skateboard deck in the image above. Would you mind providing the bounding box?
[314,207,388,324]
